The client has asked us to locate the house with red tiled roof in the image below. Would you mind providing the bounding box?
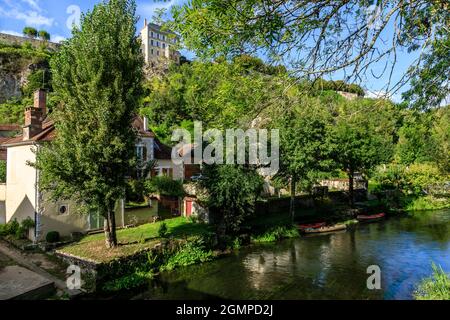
[0,89,185,241]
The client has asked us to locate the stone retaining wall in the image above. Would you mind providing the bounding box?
[0,33,60,51]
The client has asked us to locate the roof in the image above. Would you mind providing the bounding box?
[154,138,172,160]
[0,116,172,161]
[0,124,21,132]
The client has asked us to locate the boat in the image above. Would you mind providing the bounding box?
[357,213,386,222]
[302,224,347,234]
[297,222,326,231]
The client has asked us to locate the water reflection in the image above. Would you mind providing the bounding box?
[137,209,450,300]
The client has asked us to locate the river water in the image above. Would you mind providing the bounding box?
[136,209,450,300]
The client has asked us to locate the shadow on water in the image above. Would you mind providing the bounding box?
[131,209,450,300]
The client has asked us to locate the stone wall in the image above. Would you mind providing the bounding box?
[0,33,60,51]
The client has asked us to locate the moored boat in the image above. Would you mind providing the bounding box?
[297,222,326,231]
[357,213,386,222]
[302,224,347,234]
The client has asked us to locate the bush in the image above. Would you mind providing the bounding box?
[144,176,185,197]
[158,222,169,238]
[415,264,450,300]
[160,241,214,271]
[252,225,299,243]
[0,161,6,183]
[46,231,60,243]
[102,270,154,292]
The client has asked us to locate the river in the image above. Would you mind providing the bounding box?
[135,209,450,300]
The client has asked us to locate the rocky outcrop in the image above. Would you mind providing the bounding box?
[0,53,49,104]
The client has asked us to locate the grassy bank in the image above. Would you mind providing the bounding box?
[59,217,213,263]
[415,264,450,300]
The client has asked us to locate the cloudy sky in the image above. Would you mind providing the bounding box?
[0,0,417,101]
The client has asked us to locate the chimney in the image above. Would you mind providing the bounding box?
[34,88,47,116]
[144,18,148,28]
[143,117,149,132]
[23,89,46,140]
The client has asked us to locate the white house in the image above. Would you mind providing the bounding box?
[140,20,181,66]
[0,89,184,242]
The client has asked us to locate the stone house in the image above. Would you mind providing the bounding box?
[0,89,184,241]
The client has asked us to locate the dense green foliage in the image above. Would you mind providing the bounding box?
[144,176,185,197]
[46,231,60,243]
[200,165,264,235]
[0,218,35,240]
[141,56,286,142]
[170,0,449,109]
[0,160,6,182]
[160,241,214,271]
[252,225,299,243]
[34,0,144,248]
[415,264,450,300]
[23,27,38,38]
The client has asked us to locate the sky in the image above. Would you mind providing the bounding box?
[0,0,418,102]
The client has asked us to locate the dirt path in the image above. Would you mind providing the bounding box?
[0,240,82,298]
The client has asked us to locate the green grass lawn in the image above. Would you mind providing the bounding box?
[58,217,213,263]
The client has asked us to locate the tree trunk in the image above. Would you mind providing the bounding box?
[348,169,355,208]
[104,207,118,249]
[290,177,296,223]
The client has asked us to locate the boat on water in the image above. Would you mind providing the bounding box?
[301,224,347,234]
[357,213,386,222]
[298,222,326,231]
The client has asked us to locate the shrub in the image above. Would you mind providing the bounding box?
[144,176,185,197]
[158,222,169,238]
[252,225,299,243]
[415,264,450,300]
[46,231,60,243]
[102,270,154,292]
[0,161,6,183]
[161,242,214,271]
[5,219,20,236]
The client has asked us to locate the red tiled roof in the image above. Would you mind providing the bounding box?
[0,116,172,161]
[0,124,21,131]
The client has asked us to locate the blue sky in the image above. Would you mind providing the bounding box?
[0,0,416,102]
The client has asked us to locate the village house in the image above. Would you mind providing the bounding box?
[0,89,186,242]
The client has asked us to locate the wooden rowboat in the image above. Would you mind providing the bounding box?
[302,224,347,234]
[297,222,326,231]
[357,213,386,222]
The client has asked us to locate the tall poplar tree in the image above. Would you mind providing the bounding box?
[35,0,143,248]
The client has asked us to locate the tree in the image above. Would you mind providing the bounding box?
[0,161,6,183]
[430,106,450,174]
[200,165,263,237]
[35,0,143,248]
[23,27,38,38]
[38,30,51,41]
[274,95,334,222]
[141,56,286,142]
[330,98,397,206]
[170,0,449,108]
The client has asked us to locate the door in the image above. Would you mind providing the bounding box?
[185,200,193,217]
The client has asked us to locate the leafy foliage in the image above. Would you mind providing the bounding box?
[200,165,264,235]
[144,176,185,197]
[46,231,60,243]
[160,241,214,271]
[415,263,450,300]
[0,161,6,183]
[23,27,38,38]
[158,222,169,238]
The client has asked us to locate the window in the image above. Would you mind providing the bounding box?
[151,40,153,46]
[59,204,69,215]
[151,49,154,55]
[136,145,146,161]
[157,50,159,56]
[151,31,153,37]
[156,41,159,47]
[162,43,166,49]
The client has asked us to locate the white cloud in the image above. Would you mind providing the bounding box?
[0,30,23,37]
[52,34,66,43]
[0,1,53,27]
[21,0,42,12]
